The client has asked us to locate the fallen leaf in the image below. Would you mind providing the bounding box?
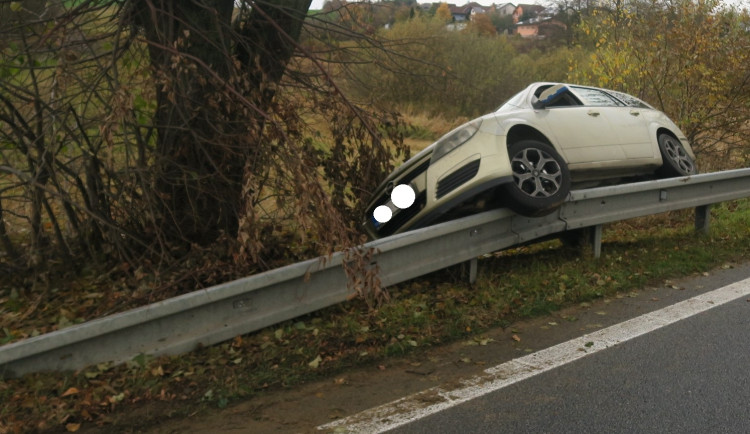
[108,392,125,403]
[66,423,81,432]
[61,387,79,397]
[308,355,322,369]
[511,334,521,342]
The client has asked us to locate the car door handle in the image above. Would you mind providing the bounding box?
[630,110,640,116]
[587,110,600,117]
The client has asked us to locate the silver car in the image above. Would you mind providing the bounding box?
[363,82,697,239]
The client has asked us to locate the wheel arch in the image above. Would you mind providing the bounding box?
[655,127,679,142]
[506,124,556,150]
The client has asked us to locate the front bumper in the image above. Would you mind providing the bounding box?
[363,131,512,239]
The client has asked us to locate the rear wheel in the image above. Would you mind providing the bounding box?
[657,133,696,177]
[502,140,570,217]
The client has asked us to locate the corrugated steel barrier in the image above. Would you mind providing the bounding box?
[2,168,750,377]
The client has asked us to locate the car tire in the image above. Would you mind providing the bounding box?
[502,140,571,217]
[657,133,697,177]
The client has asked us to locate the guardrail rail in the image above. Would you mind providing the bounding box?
[2,168,750,377]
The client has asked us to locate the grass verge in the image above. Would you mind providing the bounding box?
[1,199,749,433]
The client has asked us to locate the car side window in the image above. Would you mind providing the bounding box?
[571,87,624,107]
[533,85,582,107]
[607,90,652,109]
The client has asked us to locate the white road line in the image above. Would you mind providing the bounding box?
[318,276,750,433]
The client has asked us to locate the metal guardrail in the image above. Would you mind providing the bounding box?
[2,168,750,377]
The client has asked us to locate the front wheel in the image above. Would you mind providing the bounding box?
[502,140,571,217]
[657,133,697,177]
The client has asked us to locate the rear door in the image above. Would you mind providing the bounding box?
[571,87,653,160]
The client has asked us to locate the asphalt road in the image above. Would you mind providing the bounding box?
[389,288,750,433]
[321,262,750,434]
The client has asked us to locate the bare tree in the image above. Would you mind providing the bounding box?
[0,0,407,299]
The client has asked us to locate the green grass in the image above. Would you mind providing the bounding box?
[1,199,749,432]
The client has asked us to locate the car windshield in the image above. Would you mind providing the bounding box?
[496,89,527,112]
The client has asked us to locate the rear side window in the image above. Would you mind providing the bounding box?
[572,87,624,107]
[607,90,652,109]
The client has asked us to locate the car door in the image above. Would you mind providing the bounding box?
[540,88,623,166]
[607,105,653,159]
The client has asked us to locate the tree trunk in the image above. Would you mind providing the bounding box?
[236,1,312,111]
[131,0,311,250]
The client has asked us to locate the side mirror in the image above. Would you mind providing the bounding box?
[533,84,569,109]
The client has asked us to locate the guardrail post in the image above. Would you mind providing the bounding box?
[590,224,602,259]
[695,205,711,234]
[468,258,478,285]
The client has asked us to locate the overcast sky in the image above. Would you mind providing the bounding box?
[309,1,510,9]
[309,0,747,11]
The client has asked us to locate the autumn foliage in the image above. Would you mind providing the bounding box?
[572,0,750,168]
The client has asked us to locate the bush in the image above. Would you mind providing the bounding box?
[345,16,574,118]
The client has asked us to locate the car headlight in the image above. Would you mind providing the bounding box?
[431,119,482,163]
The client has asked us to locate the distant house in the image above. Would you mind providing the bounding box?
[512,4,546,24]
[495,2,516,16]
[448,4,470,22]
[514,17,567,39]
[467,2,488,19]
[447,2,488,22]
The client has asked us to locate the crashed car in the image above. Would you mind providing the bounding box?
[363,82,697,239]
